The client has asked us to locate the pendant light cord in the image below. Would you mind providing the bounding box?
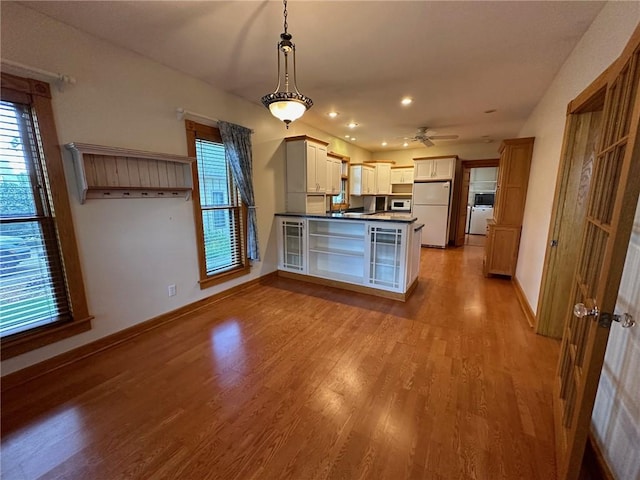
[283,0,288,34]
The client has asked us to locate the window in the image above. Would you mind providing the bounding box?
[185,121,248,288]
[0,73,91,359]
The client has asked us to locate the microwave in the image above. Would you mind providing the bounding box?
[390,199,411,211]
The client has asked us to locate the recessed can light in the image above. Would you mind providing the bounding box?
[328,111,339,118]
[381,141,388,146]
[348,122,358,129]
[344,135,350,138]
[351,137,356,141]
[401,97,413,106]
[403,142,409,147]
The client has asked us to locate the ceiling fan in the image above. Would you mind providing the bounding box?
[411,127,459,147]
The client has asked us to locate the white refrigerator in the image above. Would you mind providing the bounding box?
[412,181,451,248]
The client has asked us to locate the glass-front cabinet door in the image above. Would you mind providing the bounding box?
[366,223,407,291]
[278,217,306,273]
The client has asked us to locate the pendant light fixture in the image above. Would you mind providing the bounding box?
[261,0,313,127]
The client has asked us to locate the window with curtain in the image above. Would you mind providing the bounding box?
[185,121,248,287]
[0,73,91,358]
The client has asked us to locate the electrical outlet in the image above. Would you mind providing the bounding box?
[167,284,177,297]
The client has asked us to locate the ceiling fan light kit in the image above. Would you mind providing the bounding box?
[261,0,313,127]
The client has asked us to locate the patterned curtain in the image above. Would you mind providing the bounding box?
[218,121,259,261]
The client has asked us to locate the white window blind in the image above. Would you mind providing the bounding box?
[195,138,244,276]
[0,100,71,337]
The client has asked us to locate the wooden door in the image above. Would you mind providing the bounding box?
[536,87,605,338]
[455,167,471,246]
[554,27,640,480]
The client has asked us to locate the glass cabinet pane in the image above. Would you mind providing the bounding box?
[282,220,304,270]
[369,226,403,288]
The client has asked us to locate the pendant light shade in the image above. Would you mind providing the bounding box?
[261,1,313,127]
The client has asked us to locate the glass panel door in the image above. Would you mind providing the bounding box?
[282,220,304,271]
[368,226,403,289]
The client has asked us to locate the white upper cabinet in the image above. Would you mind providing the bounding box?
[350,164,375,195]
[326,154,342,195]
[413,157,456,181]
[373,163,392,194]
[286,136,329,194]
[390,167,414,184]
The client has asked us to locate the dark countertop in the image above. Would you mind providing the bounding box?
[276,211,418,223]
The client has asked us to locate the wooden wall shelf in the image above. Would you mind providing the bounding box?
[65,143,195,203]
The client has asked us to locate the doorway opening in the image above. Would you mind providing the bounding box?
[453,158,499,247]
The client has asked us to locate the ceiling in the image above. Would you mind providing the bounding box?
[20,1,605,152]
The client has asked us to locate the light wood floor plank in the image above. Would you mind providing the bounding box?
[1,245,560,479]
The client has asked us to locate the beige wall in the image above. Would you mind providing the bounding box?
[0,2,370,374]
[515,2,640,311]
[371,142,499,166]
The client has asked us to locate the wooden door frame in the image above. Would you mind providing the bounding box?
[535,70,608,337]
[451,158,499,246]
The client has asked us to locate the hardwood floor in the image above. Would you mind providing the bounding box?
[1,245,560,480]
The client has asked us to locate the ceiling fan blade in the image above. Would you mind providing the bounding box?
[428,135,459,140]
[422,138,435,147]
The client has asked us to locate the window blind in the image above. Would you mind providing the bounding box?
[195,138,245,275]
[0,100,71,337]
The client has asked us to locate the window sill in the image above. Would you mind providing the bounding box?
[1,316,93,360]
[199,265,251,290]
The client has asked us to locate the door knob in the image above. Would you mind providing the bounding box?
[574,302,598,318]
[617,312,636,328]
[574,302,635,328]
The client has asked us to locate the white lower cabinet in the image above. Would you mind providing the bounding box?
[307,220,366,285]
[277,217,306,273]
[366,223,407,291]
[277,216,418,297]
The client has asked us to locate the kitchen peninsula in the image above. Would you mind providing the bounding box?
[276,212,423,301]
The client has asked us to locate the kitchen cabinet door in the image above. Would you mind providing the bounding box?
[414,158,454,180]
[390,169,403,184]
[432,158,454,180]
[305,142,327,193]
[375,163,391,194]
[414,160,434,180]
[494,138,533,225]
[366,222,407,292]
[277,217,306,273]
[326,156,341,194]
[286,137,329,194]
[351,165,376,195]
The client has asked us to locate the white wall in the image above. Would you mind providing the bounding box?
[515,2,640,311]
[0,2,371,374]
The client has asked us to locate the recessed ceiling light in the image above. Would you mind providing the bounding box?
[351,137,356,141]
[344,135,350,138]
[328,111,339,118]
[348,122,358,129]
[381,141,388,146]
[403,142,409,147]
[401,97,413,106]
[484,109,497,114]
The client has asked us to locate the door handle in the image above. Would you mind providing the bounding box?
[574,303,598,318]
[574,302,635,328]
